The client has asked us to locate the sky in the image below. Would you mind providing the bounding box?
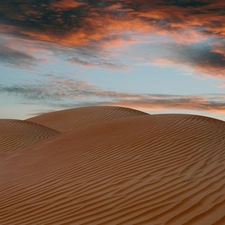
[1,0,225,120]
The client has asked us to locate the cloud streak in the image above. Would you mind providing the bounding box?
[103,98,225,114]
[0,44,37,67]
[68,57,128,69]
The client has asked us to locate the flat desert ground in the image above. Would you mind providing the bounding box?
[0,106,225,224]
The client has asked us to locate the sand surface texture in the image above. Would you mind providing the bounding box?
[1,106,225,224]
[0,119,59,152]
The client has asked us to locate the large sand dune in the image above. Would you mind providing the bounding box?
[27,106,148,132]
[1,106,225,224]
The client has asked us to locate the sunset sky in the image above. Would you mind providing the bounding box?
[1,0,225,120]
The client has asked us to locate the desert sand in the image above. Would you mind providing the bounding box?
[0,106,225,224]
[27,106,148,132]
[0,119,59,152]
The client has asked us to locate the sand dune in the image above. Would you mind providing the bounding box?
[27,106,148,132]
[1,107,225,224]
[0,119,59,152]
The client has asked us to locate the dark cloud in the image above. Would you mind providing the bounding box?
[174,44,224,66]
[163,0,212,8]
[0,0,225,74]
[1,0,224,43]
[0,83,60,101]
[0,78,102,104]
[167,42,225,78]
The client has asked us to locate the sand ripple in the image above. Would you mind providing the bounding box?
[0,119,59,152]
[0,108,225,224]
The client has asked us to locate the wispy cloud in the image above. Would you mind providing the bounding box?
[0,44,37,68]
[1,78,225,114]
[0,83,60,101]
[68,57,128,69]
[102,97,225,114]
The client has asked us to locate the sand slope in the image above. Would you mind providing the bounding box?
[27,106,148,132]
[0,119,60,152]
[1,109,225,224]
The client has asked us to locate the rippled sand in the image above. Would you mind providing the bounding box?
[1,106,225,224]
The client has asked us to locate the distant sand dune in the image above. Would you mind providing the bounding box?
[1,107,225,224]
[27,106,148,132]
[0,119,59,152]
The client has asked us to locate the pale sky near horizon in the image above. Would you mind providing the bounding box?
[1,0,225,120]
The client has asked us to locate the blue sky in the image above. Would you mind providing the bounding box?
[1,0,225,120]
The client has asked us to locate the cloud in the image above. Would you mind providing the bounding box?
[0,78,102,103]
[50,0,86,10]
[68,57,128,69]
[183,44,225,78]
[1,0,225,74]
[102,98,225,114]
[0,44,37,67]
[2,78,225,114]
[150,42,225,79]
[0,83,60,101]
[0,1,219,45]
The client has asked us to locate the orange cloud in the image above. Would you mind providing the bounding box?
[51,0,86,10]
[1,0,225,76]
[101,99,225,114]
[1,0,225,48]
